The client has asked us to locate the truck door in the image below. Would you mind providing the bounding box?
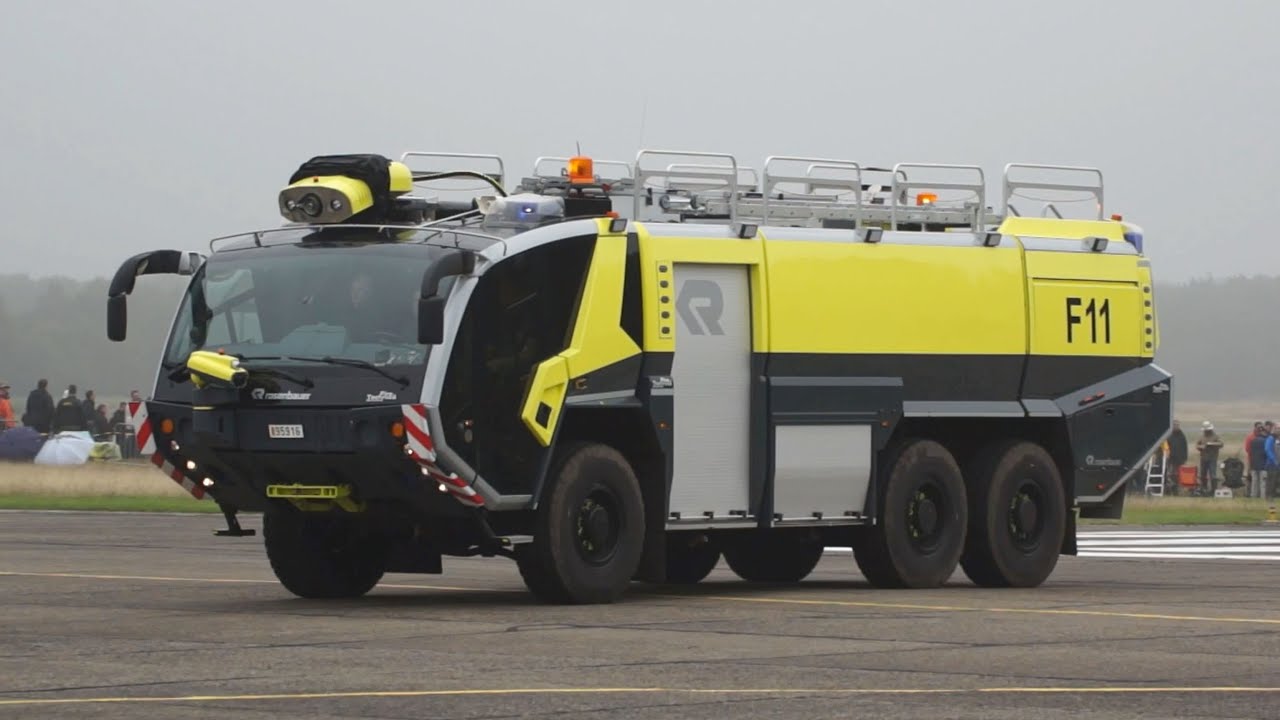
[667,262,754,519]
[634,223,767,521]
[437,234,597,495]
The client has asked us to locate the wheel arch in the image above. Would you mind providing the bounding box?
[545,406,669,582]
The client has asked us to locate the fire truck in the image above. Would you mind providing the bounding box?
[106,150,1171,603]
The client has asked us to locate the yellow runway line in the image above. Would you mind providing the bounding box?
[673,593,1280,627]
[3,686,1280,707]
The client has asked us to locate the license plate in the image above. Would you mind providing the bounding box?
[267,424,305,439]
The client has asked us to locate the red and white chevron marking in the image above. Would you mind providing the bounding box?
[401,403,484,507]
[129,401,203,500]
[127,401,156,455]
[150,452,205,499]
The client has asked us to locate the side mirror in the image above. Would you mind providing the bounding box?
[106,249,206,342]
[107,294,128,342]
[416,250,476,345]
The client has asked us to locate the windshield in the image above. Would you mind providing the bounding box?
[164,241,457,368]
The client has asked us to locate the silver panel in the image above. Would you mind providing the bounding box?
[669,263,752,518]
[773,425,872,521]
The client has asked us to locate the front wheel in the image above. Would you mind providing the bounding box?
[854,439,967,588]
[960,441,1066,588]
[519,443,645,604]
[263,509,387,599]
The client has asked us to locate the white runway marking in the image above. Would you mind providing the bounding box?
[1076,529,1280,561]
[824,530,1280,561]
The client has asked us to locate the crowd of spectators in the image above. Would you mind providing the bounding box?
[0,378,141,456]
[1156,419,1279,499]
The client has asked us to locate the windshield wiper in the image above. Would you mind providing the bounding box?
[230,355,316,388]
[290,356,411,388]
[163,356,315,388]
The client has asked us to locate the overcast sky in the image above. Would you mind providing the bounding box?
[2,0,1276,283]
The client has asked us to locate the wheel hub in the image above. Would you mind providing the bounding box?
[1014,494,1039,534]
[575,490,621,565]
[584,505,611,547]
[915,497,939,536]
[906,483,946,552]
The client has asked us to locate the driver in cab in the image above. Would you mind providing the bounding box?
[341,271,415,345]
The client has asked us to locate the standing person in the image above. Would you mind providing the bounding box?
[81,390,97,422]
[1165,420,1189,493]
[0,382,16,431]
[22,379,54,434]
[1243,422,1262,496]
[1195,421,1223,494]
[51,385,89,433]
[1249,420,1269,499]
[1266,425,1279,502]
[92,404,112,439]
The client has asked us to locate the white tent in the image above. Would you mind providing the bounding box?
[34,431,95,466]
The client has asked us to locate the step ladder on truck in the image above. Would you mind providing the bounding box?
[103,146,1173,603]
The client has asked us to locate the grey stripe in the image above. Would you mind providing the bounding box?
[771,376,903,388]
[565,390,637,405]
[903,401,1026,418]
[1021,399,1062,417]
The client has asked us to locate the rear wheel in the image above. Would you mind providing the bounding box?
[263,509,387,599]
[960,441,1066,588]
[854,439,967,588]
[519,443,645,604]
[722,530,823,583]
[664,532,721,585]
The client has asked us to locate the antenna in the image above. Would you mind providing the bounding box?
[576,141,582,156]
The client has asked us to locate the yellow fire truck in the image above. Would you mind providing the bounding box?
[106,150,1171,603]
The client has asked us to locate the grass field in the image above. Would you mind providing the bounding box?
[1084,495,1276,526]
[2,461,1275,524]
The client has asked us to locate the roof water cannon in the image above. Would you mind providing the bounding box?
[279,154,414,224]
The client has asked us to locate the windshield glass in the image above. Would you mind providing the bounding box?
[165,240,458,368]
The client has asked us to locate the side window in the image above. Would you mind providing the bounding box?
[164,290,196,366]
[204,269,261,347]
[441,235,596,492]
[620,233,643,347]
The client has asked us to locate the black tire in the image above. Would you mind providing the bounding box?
[854,438,967,588]
[960,441,1066,588]
[664,532,721,585]
[722,530,823,583]
[263,509,387,599]
[520,443,645,604]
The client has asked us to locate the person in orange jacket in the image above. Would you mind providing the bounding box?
[0,381,16,430]
[1244,421,1265,496]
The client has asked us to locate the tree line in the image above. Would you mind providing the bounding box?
[0,272,1274,404]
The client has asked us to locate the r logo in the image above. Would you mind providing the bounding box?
[676,279,725,335]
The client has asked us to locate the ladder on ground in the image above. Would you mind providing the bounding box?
[1144,452,1166,496]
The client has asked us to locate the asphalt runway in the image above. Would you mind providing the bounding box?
[3,512,1279,719]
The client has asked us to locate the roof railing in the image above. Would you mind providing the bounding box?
[1002,163,1105,220]
[634,150,741,224]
